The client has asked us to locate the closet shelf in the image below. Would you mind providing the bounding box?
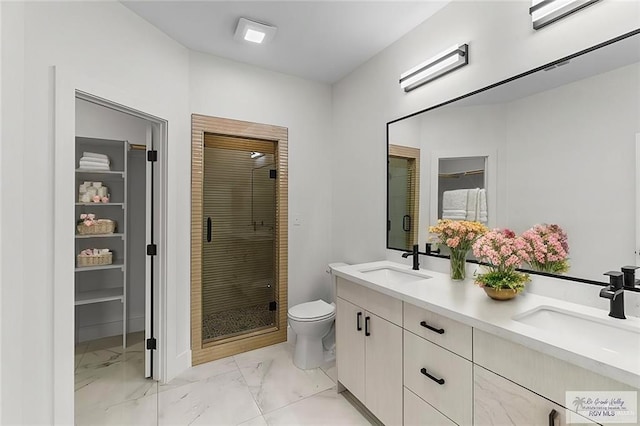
[75,202,124,207]
[76,233,124,240]
[75,233,125,239]
[75,287,124,306]
[75,261,124,272]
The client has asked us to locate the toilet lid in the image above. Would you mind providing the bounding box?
[288,299,335,320]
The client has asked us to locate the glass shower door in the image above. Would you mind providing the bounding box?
[201,135,277,343]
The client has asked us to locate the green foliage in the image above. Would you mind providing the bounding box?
[474,269,529,291]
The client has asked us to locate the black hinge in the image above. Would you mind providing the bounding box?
[146,338,157,350]
[269,169,277,179]
[269,301,277,311]
[147,150,158,162]
[146,244,157,256]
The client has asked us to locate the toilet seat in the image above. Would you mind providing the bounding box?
[288,299,336,322]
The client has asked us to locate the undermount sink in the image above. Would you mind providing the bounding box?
[359,266,431,285]
[513,306,640,356]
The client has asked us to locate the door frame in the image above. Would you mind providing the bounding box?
[190,114,288,365]
[53,67,168,423]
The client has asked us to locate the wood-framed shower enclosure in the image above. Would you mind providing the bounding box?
[191,114,288,365]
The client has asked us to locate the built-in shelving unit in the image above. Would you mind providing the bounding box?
[74,137,128,347]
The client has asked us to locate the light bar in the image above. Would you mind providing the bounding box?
[400,44,468,93]
[530,0,602,30]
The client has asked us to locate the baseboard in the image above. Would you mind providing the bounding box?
[77,315,145,343]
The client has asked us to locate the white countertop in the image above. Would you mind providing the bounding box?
[331,260,640,389]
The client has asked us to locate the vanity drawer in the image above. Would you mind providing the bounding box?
[404,387,456,426]
[403,302,472,360]
[336,277,402,326]
[403,330,472,426]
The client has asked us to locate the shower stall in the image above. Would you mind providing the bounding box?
[201,135,277,342]
[191,114,288,365]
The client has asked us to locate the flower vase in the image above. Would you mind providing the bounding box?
[449,248,467,280]
[483,287,519,300]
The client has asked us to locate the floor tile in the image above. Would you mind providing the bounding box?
[238,415,269,426]
[234,342,335,414]
[320,360,337,384]
[157,369,261,425]
[264,388,372,425]
[158,356,238,393]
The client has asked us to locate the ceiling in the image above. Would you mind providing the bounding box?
[121,1,450,84]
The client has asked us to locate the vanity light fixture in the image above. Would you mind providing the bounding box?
[234,18,277,44]
[399,43,468,93]
[250,152,265,159]
[530,0,602,30]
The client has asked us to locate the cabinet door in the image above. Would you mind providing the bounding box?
[336,297,365,402]
[365,312,403,426]
[474,366,598,426]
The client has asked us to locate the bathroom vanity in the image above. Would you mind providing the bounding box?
[332,261,640,426]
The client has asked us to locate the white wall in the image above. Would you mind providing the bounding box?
[331,0,640,267]
[189,51,334,309]
[1,2,190,424]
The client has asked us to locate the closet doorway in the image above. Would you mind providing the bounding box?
[73,94,164,423]
[191,114,288,365]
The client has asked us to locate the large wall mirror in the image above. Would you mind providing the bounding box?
[387,29,640,285]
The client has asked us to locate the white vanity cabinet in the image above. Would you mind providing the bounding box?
[336,277,403,426]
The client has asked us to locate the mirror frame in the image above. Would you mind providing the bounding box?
[386,28,640,292]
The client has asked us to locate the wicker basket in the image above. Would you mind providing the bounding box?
[77,252,113,267]
[77,219,116,235]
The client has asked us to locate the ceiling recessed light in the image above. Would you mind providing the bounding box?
[234,18,277,45]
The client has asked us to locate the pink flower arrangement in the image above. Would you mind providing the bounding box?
[521,224,570,274]
[79,213,96,227]
[472,228,530,291]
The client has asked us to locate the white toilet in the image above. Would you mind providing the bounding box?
[288,299,336,370]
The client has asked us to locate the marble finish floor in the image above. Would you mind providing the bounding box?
[75,334,370,425]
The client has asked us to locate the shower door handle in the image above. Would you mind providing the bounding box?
[206,217,212,242]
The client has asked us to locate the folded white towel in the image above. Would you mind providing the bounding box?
[78,162,110,171]
[80,159,110,167]
[80,156,110,165]
[478,189,488,223]
[442,209,468,220]
[465,188,480,221]
[83,152,109,161]
[442,189,468,213]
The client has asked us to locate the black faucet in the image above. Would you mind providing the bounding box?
[402,244,420,270]
[600,271,626,319]
[621,265,639,289]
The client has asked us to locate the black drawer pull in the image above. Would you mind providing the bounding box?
[420,368,445,385]
[548,409,558,426]
[420,321,445,334]
[357,312,362,331]
[206,217,212,242]
[365,316,371,336]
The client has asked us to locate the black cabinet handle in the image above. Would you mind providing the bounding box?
[420,321,445,335]
[365,316,371,336]
[548,409,558,426]
[357,312,362,331]
[206,218,212,242]
[420,368,445,385]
